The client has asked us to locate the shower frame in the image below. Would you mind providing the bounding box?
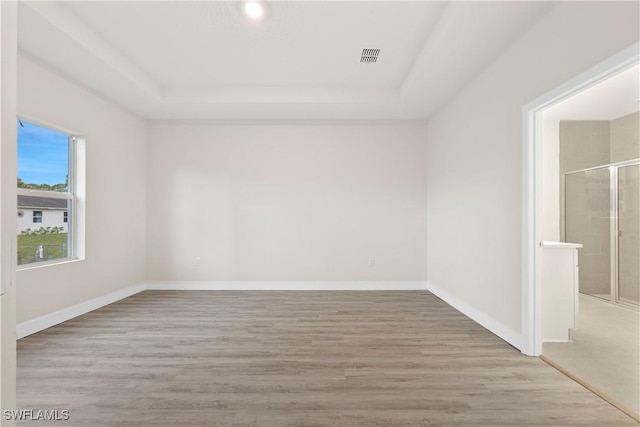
[562,158,640,309]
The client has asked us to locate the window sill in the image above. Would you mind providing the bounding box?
[17,257,83,272]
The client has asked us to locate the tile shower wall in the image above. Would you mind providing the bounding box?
[610,112,640,163]
[560,112,640,301]
[613,113,640,304]
[618,165,639,304]
[560,121,610,174]
[565,168,611,296]
[559,112,640,172]
[559,120,610,249]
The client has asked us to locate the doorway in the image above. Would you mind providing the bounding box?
[522,42,640,421]
[522,43,639,357]
[544,78,639,418]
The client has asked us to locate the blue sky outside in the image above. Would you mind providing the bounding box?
[17,120,69,186]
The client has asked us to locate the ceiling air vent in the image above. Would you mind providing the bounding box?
[361,48,380,63]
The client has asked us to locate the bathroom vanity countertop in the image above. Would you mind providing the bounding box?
[540,241,583,249]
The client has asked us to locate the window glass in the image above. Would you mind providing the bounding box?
[17,120,74,266]
[17,120,69,191]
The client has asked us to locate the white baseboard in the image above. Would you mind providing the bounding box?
[145,281,428,291]
[17,283,147,339]
[427,282,523,351]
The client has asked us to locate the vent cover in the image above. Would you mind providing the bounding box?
[361,48,380,63]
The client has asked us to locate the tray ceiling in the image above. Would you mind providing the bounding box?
[17,1,554,120]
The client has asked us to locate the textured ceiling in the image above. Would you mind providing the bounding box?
[17,1,555,120]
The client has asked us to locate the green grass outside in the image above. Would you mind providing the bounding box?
[17,233,68,265]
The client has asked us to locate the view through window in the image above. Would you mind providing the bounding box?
[17,119,75,266]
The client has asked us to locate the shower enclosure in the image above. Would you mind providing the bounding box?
[564,160,640,308]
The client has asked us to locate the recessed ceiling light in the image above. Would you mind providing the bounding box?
[244,2,264,21]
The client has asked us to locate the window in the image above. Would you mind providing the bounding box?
[17,119,81,266]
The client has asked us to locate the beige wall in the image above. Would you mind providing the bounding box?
[613,111,640,303]
[542,110,639,245]
[559,121,610,174]
[559,112,639,298]
[558,120,610,249]
[559,111,640,176]
[147,122,428,282]
[618,164,639,303]
[565,169,611,296]
[611,111,640,162]
[16,56,147,323]
[426,1,639,340]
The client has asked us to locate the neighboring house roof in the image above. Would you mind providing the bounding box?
[17,195,67,210]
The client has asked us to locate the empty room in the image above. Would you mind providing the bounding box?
[1,1,639,426]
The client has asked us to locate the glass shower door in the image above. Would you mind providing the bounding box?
[565,167,612,300]
[618,164,639,306]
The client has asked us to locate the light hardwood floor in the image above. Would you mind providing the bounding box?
[17,291,638,426]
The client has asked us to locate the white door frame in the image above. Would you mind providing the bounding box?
[521,42,639,356]
[1,1,18,418]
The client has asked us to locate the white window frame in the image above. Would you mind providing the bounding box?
[17,118,85,269]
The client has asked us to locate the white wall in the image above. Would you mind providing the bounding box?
[426,1,639,342]
[16,56,147,323]
[147,122,428,282]
[542,114,560,241]
[1,1,18,417]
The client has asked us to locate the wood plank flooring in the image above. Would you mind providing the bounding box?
[17,291,638,426]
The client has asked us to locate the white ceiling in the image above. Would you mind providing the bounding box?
[544,64,640,121]
[17,1,554,120]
